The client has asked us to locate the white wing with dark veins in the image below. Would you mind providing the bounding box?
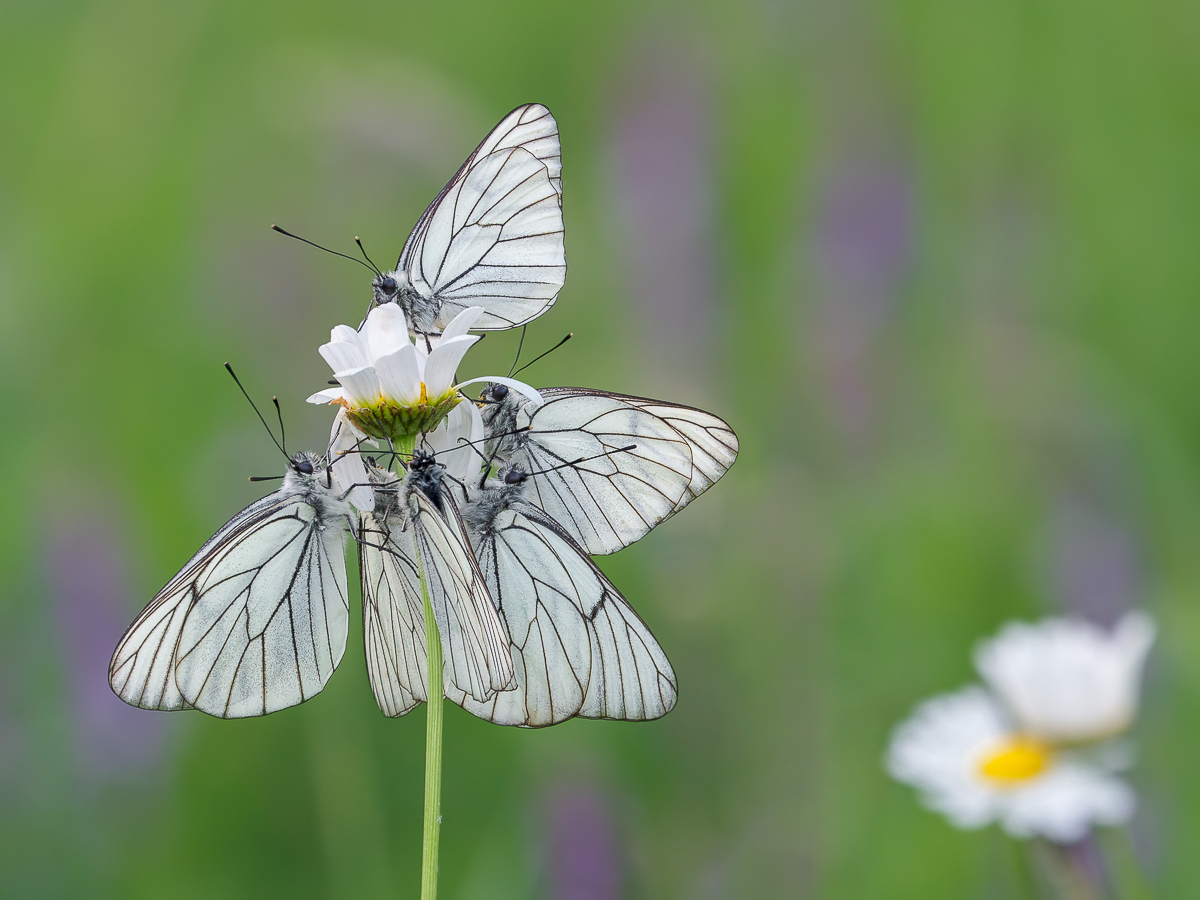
[456,500,677,726]
[539,387,739,514]
[110,492,351,718]
[359,490,514,715]
[502,392,697,555]
[360,509,428,718]
[397,104,565,332]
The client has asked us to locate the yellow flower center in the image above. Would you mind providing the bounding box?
[344,385,461,442]
[978,737,1052,784]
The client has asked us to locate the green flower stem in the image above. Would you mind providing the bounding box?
[1099,827,1153,900]
[1042,839,1099,900]
[1010,837,1040,899]
[418,548,443,900]
[392,433,443,900]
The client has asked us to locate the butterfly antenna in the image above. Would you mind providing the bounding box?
[271,396,287,456]
[451,426,530,467]
[444,425,530,458]
[224,363,288,460]
[249,474,285,482]
[507,325,528,376]
[524,444,637,477]
[475,428,533,489]
[353,236,384,278]
[511,333,573,378]
[271,224,377,274]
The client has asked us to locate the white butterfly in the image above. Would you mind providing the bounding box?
[371,104,565,334]
[359,450,514,717]
[454,466,678,726]
[109,453,353,718]
[476,384,739,555]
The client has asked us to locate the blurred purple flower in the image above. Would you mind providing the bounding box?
[1049,492,1141,626]
[608,52,717,385]
[545,785,623,900]
[809,153,913,446]
[45,508,168,779]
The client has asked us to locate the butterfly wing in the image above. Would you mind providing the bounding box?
[501,391,696,555]
[360,509,428,717]
[456,499,677,726]
[360,489,514,714]
[167,493,351,718]
[413,491,515,701]
[109,493,283,711]
[397,104,565,332]
[540,387,739,513]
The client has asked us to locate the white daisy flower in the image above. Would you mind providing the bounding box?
[975,612,1156,744]
[306,304,484,440]
[887,686,1135,843]
[309,303,539,510]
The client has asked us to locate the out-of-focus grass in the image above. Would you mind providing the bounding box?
[1,1,1198,897]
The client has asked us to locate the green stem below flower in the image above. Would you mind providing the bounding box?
[1098,827,1153,900]
[393,432,443,900]
[418,547,443,900]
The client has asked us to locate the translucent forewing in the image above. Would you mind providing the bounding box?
[456,496,677,726]
[487,391,696,555]
[539,387,740,514]
[110,479,351,718]
[360,482,514,715]
[395,104,565,332]
[360,508,428,717]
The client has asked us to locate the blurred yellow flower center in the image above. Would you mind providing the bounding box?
[979,737,1051,783]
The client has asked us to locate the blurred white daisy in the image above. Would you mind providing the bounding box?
[975,612,1156,744]
[887,613,1155,843]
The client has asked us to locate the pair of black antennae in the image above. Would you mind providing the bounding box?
[275,224,574,379]
[272,224,384,279]
[226,363,294,482]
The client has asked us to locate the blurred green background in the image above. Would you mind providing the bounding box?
[2,0,1199,896]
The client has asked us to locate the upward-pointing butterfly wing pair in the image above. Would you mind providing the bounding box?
[371,103,566,334]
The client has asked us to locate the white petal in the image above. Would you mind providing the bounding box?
[463,397,485,445]
[974,613,1156,743]
[996,762,1135,842]
[424,335,479,397]
[426,402,485,484]
[887,686,1011,831]
[334,365,380,407]
[328,411,374,512]
[319,340,366,374]
[374,344,422,405]
[440,306,486,341]
[306,387,345,405]
[455,375,543,406]
[363,303,412,364]
[330,324,365,354]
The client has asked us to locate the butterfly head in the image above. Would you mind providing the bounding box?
[408,447,438,473]
[283,453,347,514]
[371,269,407,308]
[404,448,449,512]
[290,453,317,477]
